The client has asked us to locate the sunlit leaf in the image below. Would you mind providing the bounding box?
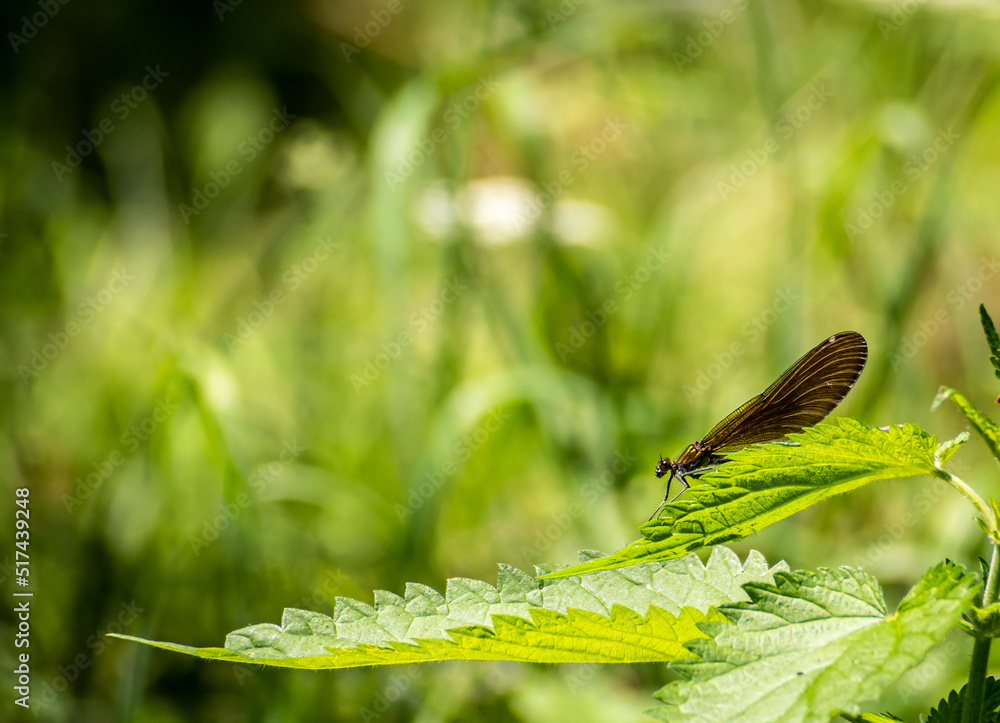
[838,713,904,722]
[650,562,980,723]
[109,547,787,669]
[542,419,940,578]
[935,432,969,466]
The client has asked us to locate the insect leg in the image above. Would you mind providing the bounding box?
[648,471,678,521]
[667,470,690,503]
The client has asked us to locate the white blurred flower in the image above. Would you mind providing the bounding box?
[456,176,537,245]
[412,175,614,247]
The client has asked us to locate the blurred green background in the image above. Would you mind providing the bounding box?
[2,0,1000,720]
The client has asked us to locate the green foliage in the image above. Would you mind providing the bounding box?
[925,677,1000,722]
[651,562,980,723]
[980,304,1000,387]
[933,387,1000,465]
[108,343,1000,719]
[935,431,969,466]
[110,547,787,669]
[963,603,1000,638]
[542,419,942,578]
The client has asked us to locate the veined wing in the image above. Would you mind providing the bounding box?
[699,331,868,452]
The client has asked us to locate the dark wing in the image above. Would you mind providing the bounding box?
[699,331,868,452]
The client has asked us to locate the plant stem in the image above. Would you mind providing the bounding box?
[936,469,996,533]
[963,542,1000,723]
[936,468,1000,723]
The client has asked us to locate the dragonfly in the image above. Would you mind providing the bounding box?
[651,331,868,519]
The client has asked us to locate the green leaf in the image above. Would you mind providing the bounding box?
[980,304,1000,386]
[542,419,939,579]
[964,602,1000,638]
[650,561,981,723]
[935,432,969,466]
[977,516,999,544]
[109,547,787,669]
[925,676,1000,722]
[932,386,1000,463]
[839,713,904,722]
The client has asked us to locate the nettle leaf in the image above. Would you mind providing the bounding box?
[980,304,1000,389]
[839,713,904,722]
[109,547,787,669]
[963,602,1000,638]
[542,419,939,578]
[925,676,1000,723]
[933,386,1000,463]
[651,561,980,723]
[934,432,968,466]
